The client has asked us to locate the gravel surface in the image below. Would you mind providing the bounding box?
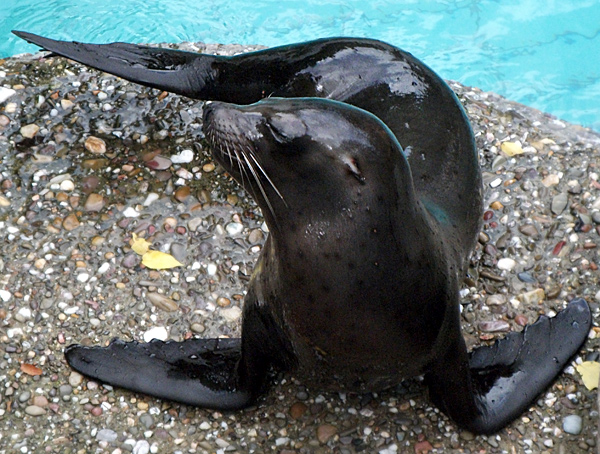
[0,42,599,454]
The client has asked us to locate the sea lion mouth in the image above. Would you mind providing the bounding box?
[202,101,286,218]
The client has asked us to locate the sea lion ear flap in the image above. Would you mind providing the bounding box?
[342,156,366,183]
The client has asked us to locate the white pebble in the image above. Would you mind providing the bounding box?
[562,414,583,434]
[497,258,516,271]
[206,263,217,275]
[0,87,16,103]
[60,180,75,191]
[226,222,244,235]
[133,440,150,454]
[0,290,11,302]
[97,263,110,274]
[77,273,90,283]
[123,207,140,218]
[489,177,503,188]
[143,326,168,342]
[69,371,84,387]
[175,168,193,180]
[17,307,32,320]
[220,306,242,323]
[143,193,160,206]
[171,149,194,164]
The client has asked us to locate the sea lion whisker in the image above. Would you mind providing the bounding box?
[222,137,247,190]
[230,139,250,192]
[239,146,278,222]
[245,146,287,207]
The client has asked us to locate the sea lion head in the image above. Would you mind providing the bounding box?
[202,98,415,232]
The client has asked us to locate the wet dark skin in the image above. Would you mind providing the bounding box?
[14,31,592,434]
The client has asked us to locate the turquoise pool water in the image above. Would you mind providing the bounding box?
[1,0,599,131]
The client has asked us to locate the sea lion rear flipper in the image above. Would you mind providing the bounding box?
[426,298,591,434]
[65,337,256,410]
[12,30,217,98]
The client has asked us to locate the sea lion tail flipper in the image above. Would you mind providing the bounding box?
[427,298,591,434]
[65,337,258,410]
[12,31,217,98]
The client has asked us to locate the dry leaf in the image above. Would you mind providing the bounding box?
[501,141,524,157]
[576,361,600,390]
[130,232,151,255]
[21,363,43,376]
[142,250,183,270]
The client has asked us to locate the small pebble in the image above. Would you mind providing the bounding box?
[133,440,150,454]
[541,174,560,187]
[174,186,190,202]
[290,402,308,419]
[497,258,516,271]
[518,224,539,237]
[20,123,39,138]
[226,222,244,235]
[84,193,105,211]
[515,314,528,326]
[551,193,568,215]
[486,294,505,306]
[60,99,73,109]
[58,384,72,396]
[62,214,80,231]
[143,326,168,343]
[316,424,337,443]
[220,306,242,322]
[518,288,545,305]
[69,371,83,387]
[147,293,179,312]
[96,429,118,442]
[24,405,46,416]
[479,320,510,332]
[85,136,107,154]
[123,207,140,217]
[0,87,16,103]
[248,229,264,244]
[563,415,583,435]
[146,155,172,170]
[171,149,194,163]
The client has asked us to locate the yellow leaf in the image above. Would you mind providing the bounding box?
[142,250,183,270]
[576,361,600,390]
[501,141,524,157]
[130,232,151,255]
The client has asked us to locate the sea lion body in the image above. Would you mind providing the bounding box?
[205,98,455,391]
[14,31,592,434]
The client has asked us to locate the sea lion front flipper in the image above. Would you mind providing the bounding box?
[426,298,591,434]
[11,31,218,98]
[65,337,256,410]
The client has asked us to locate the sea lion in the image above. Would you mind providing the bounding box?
[13,31,592,434]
